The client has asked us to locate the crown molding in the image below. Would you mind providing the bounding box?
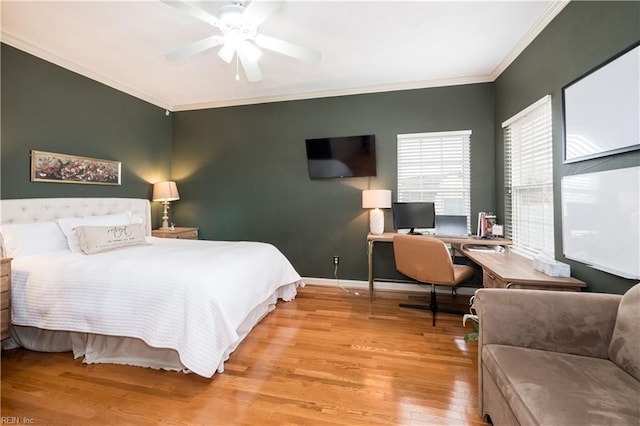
[0,31,494,112]
[171,74,494,111]
[1,32,172,111]
[2,0,568,113]
[491,0,571,80]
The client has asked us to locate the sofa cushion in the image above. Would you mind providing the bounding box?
[483,344,640,425]
[609,283,640,381]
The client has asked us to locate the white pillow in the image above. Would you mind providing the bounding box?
[0,221,69,258]
[75,223,148,254]
[58,212,132,253]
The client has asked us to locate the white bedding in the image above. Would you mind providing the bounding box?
[11,237,302,378]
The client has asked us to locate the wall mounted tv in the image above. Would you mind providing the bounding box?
[305,134,377,179]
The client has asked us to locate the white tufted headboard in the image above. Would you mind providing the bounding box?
[0,197,152,236]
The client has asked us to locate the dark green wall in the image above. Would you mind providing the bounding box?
[495,1,640,294]
[1,44,173,227]
[3,1,637,292]
[172,84,495,280]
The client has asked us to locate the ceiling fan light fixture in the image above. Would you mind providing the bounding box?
[223,29,244,50]
[164,0,321,83]
[218,4,245,26]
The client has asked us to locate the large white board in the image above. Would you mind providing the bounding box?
[561,166,640,279]
[563,44,640,162]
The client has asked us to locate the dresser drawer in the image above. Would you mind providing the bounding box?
[152,227,199,240]
[175,230,198,239]
[1,307,9,338]
[1,258,12,340]
[1,275,9,293]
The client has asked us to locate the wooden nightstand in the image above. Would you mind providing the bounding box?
[1,257,12,341]
[152,227,199,240]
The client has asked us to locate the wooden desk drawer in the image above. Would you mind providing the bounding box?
[483,269,507,288]
[1,292,8,310]
[506,283,580,291]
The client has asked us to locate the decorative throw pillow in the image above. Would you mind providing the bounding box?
[58,212,132,253]
[75,223,148,255]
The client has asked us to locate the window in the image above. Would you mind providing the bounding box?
[397,130,471,229]
[503,95,554,258]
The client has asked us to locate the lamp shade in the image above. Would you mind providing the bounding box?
[362,190,392,209]
[152,181,180,202]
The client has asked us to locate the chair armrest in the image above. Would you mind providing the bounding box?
[475,288,621,359]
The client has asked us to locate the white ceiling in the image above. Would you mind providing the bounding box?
[1,1,569,111]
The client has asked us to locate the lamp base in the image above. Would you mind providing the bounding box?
[160,201,170,230]
[369,208,384,234]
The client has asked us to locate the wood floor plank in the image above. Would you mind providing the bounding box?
[1,284,487,425]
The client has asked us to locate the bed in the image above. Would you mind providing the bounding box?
[0,197,303,378]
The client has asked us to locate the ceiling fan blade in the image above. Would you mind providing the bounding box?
[218,44,236,63]
[255,34,320,64]
[161,0,221,27]
[242,0,284,26]
[166,35,224,61]
[238,50,263,82]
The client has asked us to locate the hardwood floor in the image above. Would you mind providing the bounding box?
[1,285,487,425]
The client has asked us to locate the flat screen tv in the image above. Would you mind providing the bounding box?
[305,134,376,179]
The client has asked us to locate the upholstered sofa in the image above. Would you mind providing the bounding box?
[475,284,640,425]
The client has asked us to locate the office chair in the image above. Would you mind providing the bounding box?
[393,234,474,326]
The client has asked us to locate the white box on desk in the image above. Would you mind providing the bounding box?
[533,257,571,277]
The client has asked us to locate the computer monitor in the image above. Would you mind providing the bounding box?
[392,202,436,234]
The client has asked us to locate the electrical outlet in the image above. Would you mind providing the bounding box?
[333,255,340,266]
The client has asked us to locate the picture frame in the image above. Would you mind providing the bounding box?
[562,41,640,163]
[30,150,121,185]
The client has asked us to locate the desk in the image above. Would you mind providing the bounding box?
[367,232,511,300]
[462,249,586,291]
[366,233,585,300]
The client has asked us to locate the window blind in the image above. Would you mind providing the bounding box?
[397,130,471,229]
[503,96,554,258]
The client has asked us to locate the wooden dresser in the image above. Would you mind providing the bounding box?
[1,257,12,340]
[152,227,199,240]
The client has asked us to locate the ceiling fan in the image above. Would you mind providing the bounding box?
[162,0,321,82]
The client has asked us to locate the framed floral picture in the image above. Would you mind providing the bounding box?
[30,150,121,185]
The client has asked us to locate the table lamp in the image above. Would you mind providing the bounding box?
[362,189,392,235]
[152,181,180,230]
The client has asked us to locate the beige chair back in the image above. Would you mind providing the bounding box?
[393,234,455,285]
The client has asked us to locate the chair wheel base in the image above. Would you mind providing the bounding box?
[399,289,466,326]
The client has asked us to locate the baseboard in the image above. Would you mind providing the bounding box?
[301,277,478,296]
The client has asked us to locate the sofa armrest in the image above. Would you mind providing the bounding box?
[476,288,621,359]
